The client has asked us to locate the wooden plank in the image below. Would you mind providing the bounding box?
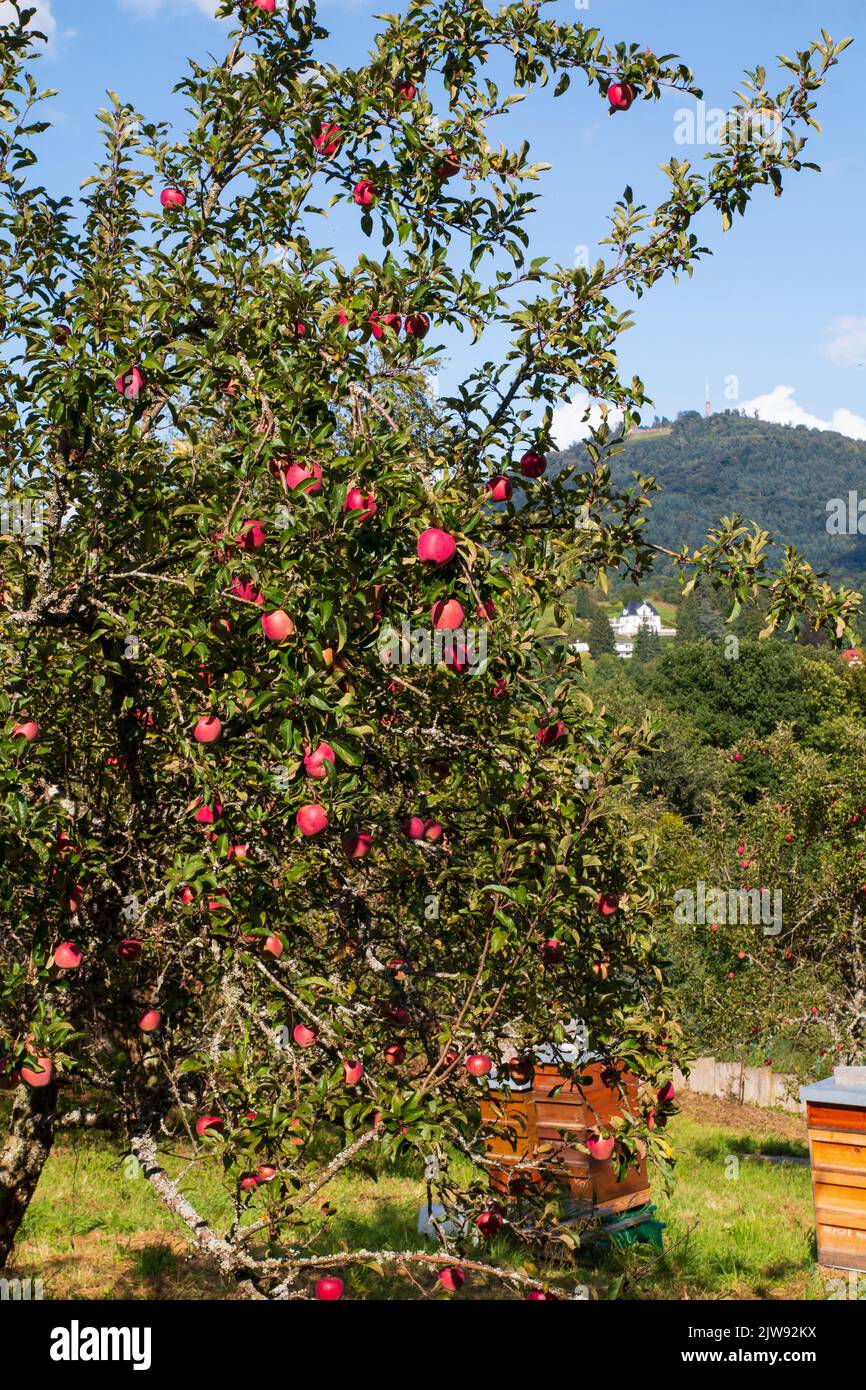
[812,1139,866,1170]
[815,1203,866,1231]
[812,1165,866,1187]
[815,1181,866,1208]
[808,1103,866,1134]
[808,1128,866,1145]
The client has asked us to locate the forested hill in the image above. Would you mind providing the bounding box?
[555,411,866,586]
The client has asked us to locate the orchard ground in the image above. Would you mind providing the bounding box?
[1,1093,836,1301]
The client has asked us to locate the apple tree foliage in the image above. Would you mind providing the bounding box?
[0,0,857,1293]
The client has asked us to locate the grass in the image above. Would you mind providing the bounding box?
[3,1095,841,1300]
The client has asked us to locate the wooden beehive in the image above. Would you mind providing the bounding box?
[801,1068,866,1272]
[480,1058,651,1217]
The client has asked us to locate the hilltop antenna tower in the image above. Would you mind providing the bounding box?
[704,381,712,419]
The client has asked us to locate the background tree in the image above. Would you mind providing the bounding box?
[0,0,856,1297]
[589,606,616,657]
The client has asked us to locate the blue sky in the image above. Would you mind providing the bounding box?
[6,0,865,444]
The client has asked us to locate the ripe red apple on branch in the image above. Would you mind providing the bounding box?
[297,804,329,836]
[262,610,296,641]
[485,475,512,502]
[607,80,636,111]
[303,742,336,779]
[417,527,457,565]
[160,186,186,210]
[11,719,39,742]
[431,598,464,631]
[316,1276,344,1301]
[21,1057,54,1089]
[54,942,82,970]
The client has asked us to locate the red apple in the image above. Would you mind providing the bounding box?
[343,1059,364,1086]
[476,1208,502,1236]
[261,609,296,641]
[596,891,619,917]
[383,1042,405,1066]
[352,178,375,206]
[316,1276,344,1301]
[401,816,442,842]
[293,1023,317,1048]
[607,81,635,111]
[405,312,430,338]
[587,1132,615,1161]
[263,934,284,959]
[21,1056,54,1088]
[485,475,512,502]
[343,486,377,519]
[180,885,195,905]
[160,186,186,210]
[657,1081,675,1104]
[465,1054,492,1077]
[239,1174,259,1191]
[54,942,82,971]
[236,518,267,551]
[11,720,39,742]
[251,0,275,11]
[228,844,248,861]
[67,883,84,913]
[303,742,336,780]
[526,1290,558,1300]
[139,1009,161,1032]
[231,578,264,606]
[417,527,456,566]
[436,149,459,180]
[194,715,222,745]
[194,799,223,825]
[431,598,464,631]
[397,80,416,102]
[536,720,566,747]
[297,804,329,837]
[540,939,562,964]
[116,366,145,399]
[256,1164,277,1182]
[439,1266,465,1292]
[117,939,142,961]
[342,831,372,859]
[519,450,547,478]
[195,1115,223,1138]
[313,122,341,157]
[272,458,322,493]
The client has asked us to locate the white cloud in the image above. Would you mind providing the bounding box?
[739,385,866,442]
[822,316,866,368]
[0,1,58,52]
[551,393,624,450]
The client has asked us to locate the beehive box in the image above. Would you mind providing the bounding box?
[480,1055,650,1216]
[801,1067,866,1272]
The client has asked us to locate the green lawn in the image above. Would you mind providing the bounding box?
[4,1096,835,1300]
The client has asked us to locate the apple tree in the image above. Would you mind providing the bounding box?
[0,0,857,1294]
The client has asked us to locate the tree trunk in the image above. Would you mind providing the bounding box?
[0,1080,57,1269]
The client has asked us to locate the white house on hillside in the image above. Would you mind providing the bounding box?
[610,600,677,659]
